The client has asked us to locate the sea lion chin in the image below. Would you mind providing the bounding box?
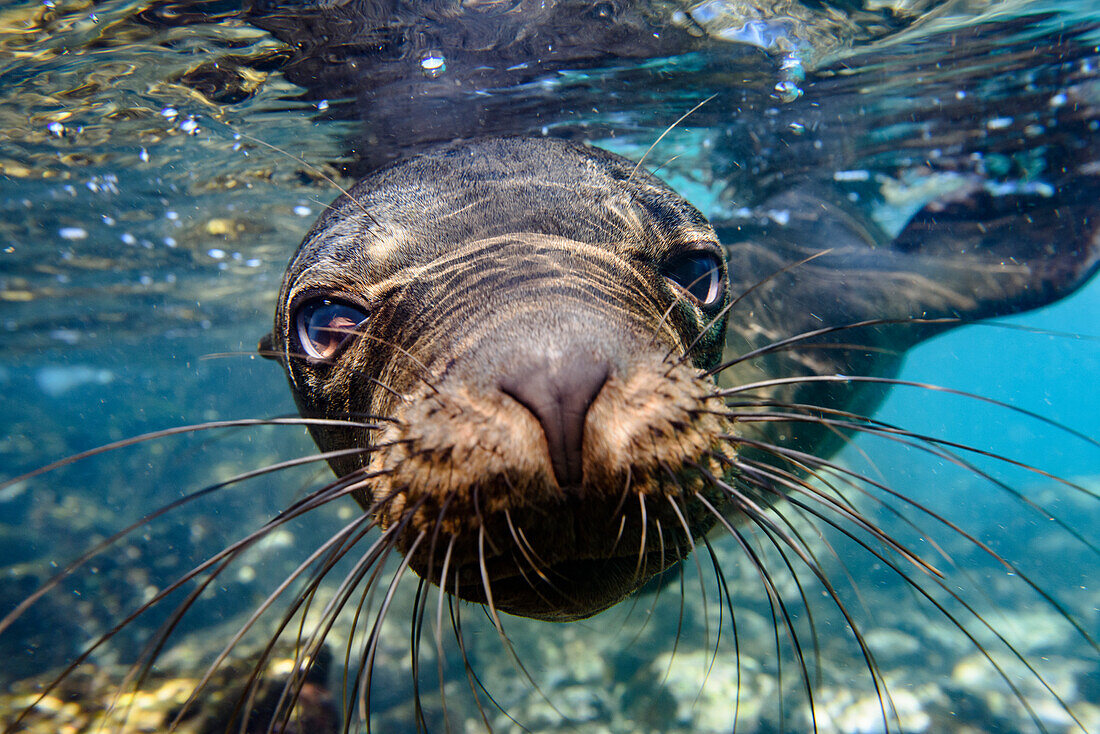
[263,137,739,621]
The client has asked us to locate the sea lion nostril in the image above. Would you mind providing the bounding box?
[500,356,610,489]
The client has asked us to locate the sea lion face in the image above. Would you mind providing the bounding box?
[268,137,736,620]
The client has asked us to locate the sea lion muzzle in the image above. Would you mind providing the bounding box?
[265,138,737,620]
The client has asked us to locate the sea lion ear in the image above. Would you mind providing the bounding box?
[257,332,281,362]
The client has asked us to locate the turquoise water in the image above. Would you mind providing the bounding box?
[0,0,1098,732]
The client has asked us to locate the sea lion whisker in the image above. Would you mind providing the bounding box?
[728,413,1100,562]
[0,417,382,494]
[632,493,650,584]
[409,576,438,733]
[336,526,413,730]
[673,249,836,367]
[771,483,1087,733]
[719,447,961,600]
[0,445,373,643]
[702,496,825,732]
[418,490,459,628]
[609,512,630,560]
[696,491,896,733]
[243,515,408,733]
[502,508,560,597]
[648,153,682,178]
[730,440,1100,657]
[659,490,708,686]
[733,439,986,574]
[734,454,941,582]
[167,511,382,732]
[474,527,566,727]
[700,536,743,731]
[734,409,1100,497]
[471,485,504,558]
[718,373,1100,450]
[735,451,1100,715]
[607,466,635,547]
[434,535,458,734]
[477,526,505,641]
[496,474,560,588]
[627,93,717,184]
[113,473,391,730]
[745,513,833,731]
[782,494,881,618]
[662,475,711,647]
[232,131,379,227]
[714,446,943,577]
[706,316,960,378]
[160,480,402,731]
[337,504,431,724]
[358,530,426,731]
[447,594,518,733]
[266,560,368,734]
[145,479,398,730]
[707,399,894,493]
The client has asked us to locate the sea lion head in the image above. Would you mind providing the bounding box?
[263,137,737,620]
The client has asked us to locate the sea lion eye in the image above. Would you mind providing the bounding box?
[295,299,368,360]
[664,251,724,307]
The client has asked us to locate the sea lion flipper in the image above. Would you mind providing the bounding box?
[713,178,1099,464]
[886,175,1100,325]
[718,176,1100,359]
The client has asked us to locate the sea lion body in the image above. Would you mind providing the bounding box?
[264,135,1100,628]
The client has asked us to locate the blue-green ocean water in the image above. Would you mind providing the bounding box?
[0,0,1098,732]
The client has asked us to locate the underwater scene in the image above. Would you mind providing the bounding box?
[0,0,1098,732]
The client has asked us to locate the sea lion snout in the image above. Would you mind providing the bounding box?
[499,350,610,489]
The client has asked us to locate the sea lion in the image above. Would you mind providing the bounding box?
[2,4,1100,733]
[260,135,1099,628]
[2,137,1096,731]
[262,136,738,621]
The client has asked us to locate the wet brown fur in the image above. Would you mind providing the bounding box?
[266,139,739,621]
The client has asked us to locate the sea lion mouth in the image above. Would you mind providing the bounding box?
[449,551,686,622]
[390,461,730,620]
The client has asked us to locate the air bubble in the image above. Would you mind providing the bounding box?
[420,50,446,78]
[58,227,87,241]
[773,80,803,103]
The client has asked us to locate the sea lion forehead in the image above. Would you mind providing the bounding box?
[285,137,717,290]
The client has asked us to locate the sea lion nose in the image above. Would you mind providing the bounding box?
[500,356,609,489]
